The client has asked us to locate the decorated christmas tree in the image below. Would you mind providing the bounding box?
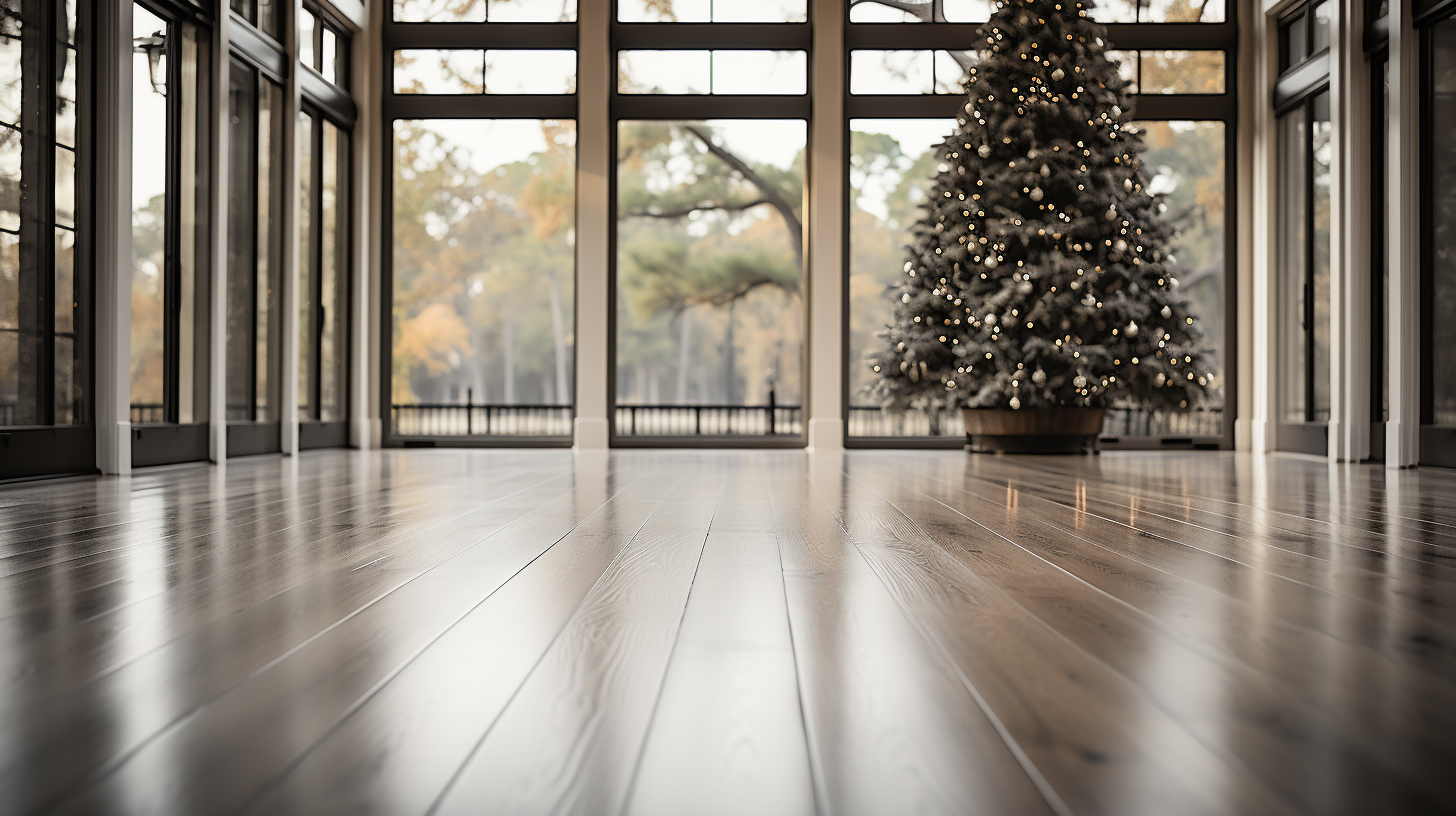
[867,0,1213,420]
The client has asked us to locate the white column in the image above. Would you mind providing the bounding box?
[1235,0,1261,451]
[1386,0,1421,466]
[208,11,232,464]
[357,0,383,449]
[1326,0,1349,462]
[573,0,611,450]
[1337,0,1373,461]
[280,1,304,456]
[1247,0,1284,454]
[805,0,846,452]
[96,0,134,475]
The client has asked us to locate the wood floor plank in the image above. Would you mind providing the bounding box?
[430,478,720,816]
[624,484,815,816]
[773,460,1060,816]
[4,470,588,815]
[1,449,1453,815]
[871,454,1456,795]
[846,462,1456,814]
[41,467,667,816]
[237,493,676,814]
[818,471,1304,816]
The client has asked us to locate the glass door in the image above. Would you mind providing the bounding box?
[297,105,351,448]
[224,58,284,457]
[129,0,213,468]
[1422,14,1456,466]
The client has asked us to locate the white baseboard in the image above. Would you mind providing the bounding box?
[806,418,845,452]
[573,417,611,450]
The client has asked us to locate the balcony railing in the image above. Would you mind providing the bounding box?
[614,404,803,437]
[392,403,573,437]
[130,403,165,424]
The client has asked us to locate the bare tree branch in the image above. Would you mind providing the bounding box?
[625,198,771,219]
[682,125,804,272]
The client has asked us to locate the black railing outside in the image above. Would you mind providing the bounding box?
[0,403,15,426]
[130,403,165,424]
[848,405,1224,439]
[614,404,803,436]
[392,402,573,436]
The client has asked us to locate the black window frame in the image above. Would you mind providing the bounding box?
[0,0,97,480]
[608,4,812,448]
[381,9,578,447]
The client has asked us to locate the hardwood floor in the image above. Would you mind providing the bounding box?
[2,449,1454,815]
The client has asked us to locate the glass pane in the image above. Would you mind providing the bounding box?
[297,113,314,420]
[394,0,485,22]
[394,0,577,22]
[712,51,806,94]
[392,120,576,436]
[1277,108,1307,424]
[1281,14,1307,70]
[1107,51,1139,93]
[618,51,806,95]
[619,50,711,94]
[485,50,576,94]
[616,120,805,437]
[850,0,1001,22]
[299,10,316,71]
[258,0,281,39]
[257,79,284,422]
[1431,17,1456,425]
[619,0,805,22]
[1138,51,1225,94]
[1311,92,1332,421]
[484,0,577,21]
[848,119,959,437]
[322,26,338,85]
[1311,1,1332,54]
[231,0,252,23]
[942,0,995,22]
[321,121,349,421]
[850,51,977,95]
[226,63,258,422]
[394,50,484,95]
[1118,121,1227,437]
[851,51,934,95]
[1094,0,1225,22]
[0,0,22,424]
[177,23,212,426]
[130,5,169,420]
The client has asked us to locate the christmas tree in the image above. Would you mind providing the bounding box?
[867,0,1213,418]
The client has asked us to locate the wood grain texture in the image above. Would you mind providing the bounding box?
[2,449,1453,816]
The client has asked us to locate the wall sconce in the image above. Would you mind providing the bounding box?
[133,32,167,96]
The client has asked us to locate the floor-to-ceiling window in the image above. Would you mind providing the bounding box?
[612,4,810,443]
[1422,3,1456,465]
[0,0,93,480]
[297,2,355,450]
[844,0,1236,448]
[1274,0,1332,455]
[129,0,214,469]
[386,0,578,443]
